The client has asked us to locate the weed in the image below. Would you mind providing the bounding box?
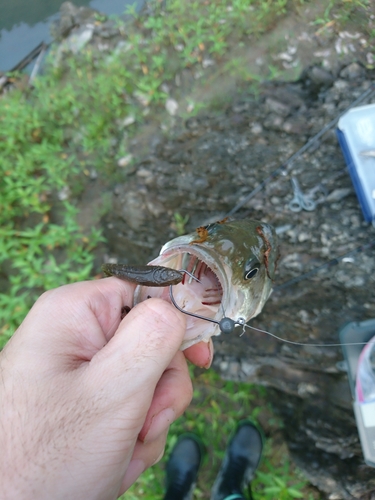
[172,212,190,236]
[253,458,308,499]
[312,0,336,25]
[93,12,107,23]
[313,0,370,26]
[0,86,104,346]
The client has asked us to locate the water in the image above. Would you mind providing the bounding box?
[0,0,143,72]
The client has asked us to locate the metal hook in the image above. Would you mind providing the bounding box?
[169,272,245,335]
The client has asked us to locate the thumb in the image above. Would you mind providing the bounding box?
[91,298,187,402]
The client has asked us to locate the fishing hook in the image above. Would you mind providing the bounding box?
[169,273,245,334]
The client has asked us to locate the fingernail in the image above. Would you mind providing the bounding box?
[203,339,214,369]
[143,408,175,443]
[123,458,145,491]
[153,447,165,465]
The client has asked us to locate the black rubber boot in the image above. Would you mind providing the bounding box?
[210,421,264,500]
[163,434,204,500]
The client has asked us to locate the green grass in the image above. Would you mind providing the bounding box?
[123,369,316,500]
[0,90,104,342]
[312,0,370,26]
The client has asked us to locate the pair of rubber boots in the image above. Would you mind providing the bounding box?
[163,421,263,500]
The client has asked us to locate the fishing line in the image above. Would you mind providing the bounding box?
[241,323,373,348]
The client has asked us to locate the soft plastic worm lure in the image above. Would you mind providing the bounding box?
[102,264,184,287]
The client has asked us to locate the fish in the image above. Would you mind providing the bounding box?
[103,219,278,350]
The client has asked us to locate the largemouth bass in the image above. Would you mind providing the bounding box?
[104,219,278,350]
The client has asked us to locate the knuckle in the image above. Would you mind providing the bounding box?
[139,298,186,334]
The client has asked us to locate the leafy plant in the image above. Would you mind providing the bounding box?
[253,458,309,499]
[313,0,369,26]
[172,212,190,236]
[0,86,105,346]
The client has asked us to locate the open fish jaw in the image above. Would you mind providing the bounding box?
[134,243,234,349]
[133,219,278,350]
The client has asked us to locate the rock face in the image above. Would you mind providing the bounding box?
[50,2,99,39]
[105,65,375,499]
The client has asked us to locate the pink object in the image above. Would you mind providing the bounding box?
[356,335,375,403]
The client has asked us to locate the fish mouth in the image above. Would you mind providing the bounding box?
[133,244,235,348]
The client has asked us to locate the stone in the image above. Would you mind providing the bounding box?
[51,2,98,39]
[0,75,7,90]
[265,97,291,117]
[282,118,309,135]
[263,113,283,131]
[117,154,133,167]
[133,91,150,107]
[165,98,179,116]
[326,188,352,202]
[119,191,146,229]
[241,361,258,377]
[339,62,366,80]
[308,65,334,87]
[57,185,71,201]
[250,122,263,134]
[99,21,119,39]
[122,116,136,127]
[202,58,215,69]
[65,26,94,54]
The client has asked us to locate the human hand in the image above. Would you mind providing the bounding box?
[0,278,213,500]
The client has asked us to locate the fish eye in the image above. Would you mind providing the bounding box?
[244,259,260,280]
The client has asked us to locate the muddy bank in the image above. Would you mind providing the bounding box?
[103,66,375,498]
